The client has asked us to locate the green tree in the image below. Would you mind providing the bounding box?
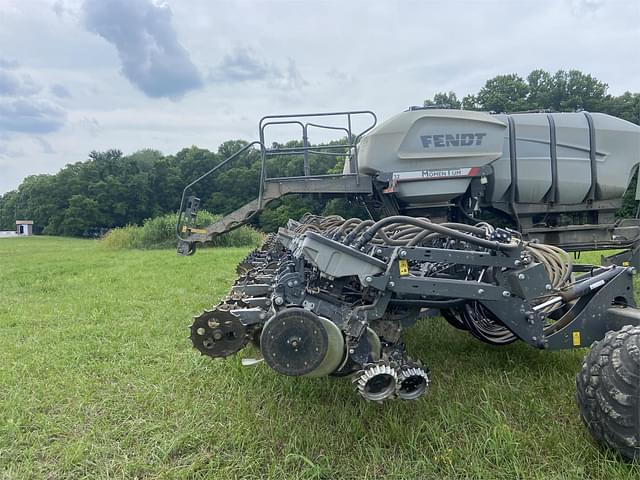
[554,70,608,111]
[475,74,530,112]
[257,196,318,232]
[603,91,640,124]
[526,69,555,110]
[0,190,19,230]
[462,94,480,110]
[423,91,461,109]
[58,195,100,236]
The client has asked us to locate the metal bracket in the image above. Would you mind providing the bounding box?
[545,268,638,349]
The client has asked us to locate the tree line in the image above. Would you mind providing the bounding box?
[0,140,355,236]
[1,69,638,236]
[423,69,639,123]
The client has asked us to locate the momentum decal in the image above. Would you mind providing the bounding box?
[391,167,480,182]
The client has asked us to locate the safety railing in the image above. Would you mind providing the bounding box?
[258,111,377,199]
[176,110,377,241]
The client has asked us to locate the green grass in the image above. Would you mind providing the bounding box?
[1,237,638,479]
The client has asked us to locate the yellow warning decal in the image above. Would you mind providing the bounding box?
[181,226,207,234]
[572,331,581,347]
[399,259,409,276]
[623,261,630,267]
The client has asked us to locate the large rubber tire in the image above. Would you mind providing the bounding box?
[576,325,640,461]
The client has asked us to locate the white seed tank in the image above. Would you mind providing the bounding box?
[354,109,640,208]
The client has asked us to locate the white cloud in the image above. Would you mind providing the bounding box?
[83,0,203,99]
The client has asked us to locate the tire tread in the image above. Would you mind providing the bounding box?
[576,325,640,461]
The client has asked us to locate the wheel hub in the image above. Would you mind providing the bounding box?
[260,308,330,376]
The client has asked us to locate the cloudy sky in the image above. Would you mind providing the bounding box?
[0,0,639,193]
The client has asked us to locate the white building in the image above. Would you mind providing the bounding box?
[16,220,33,236]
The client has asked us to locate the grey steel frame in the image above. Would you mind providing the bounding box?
[286,230,640,351]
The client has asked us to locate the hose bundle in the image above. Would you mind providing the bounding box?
[291,213,575,345]
[292,214,572,290]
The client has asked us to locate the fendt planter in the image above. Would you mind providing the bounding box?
[177,108,640,460]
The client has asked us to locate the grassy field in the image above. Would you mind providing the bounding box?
[1,236,639,479]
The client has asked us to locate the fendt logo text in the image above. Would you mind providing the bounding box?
[421,133,487,148]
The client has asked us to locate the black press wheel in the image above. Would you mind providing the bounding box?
[576,325,640,461]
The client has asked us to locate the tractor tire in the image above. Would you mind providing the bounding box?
[576,325,640,461]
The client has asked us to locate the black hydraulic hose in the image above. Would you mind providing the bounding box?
[536,266,627,334]
[342,219,374,245]
[331,217,361,241]
[406,223,489,246]
[375,229,417,246]
[388,226,424,241]
[558,266,625,302]
[351,216,519,252]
